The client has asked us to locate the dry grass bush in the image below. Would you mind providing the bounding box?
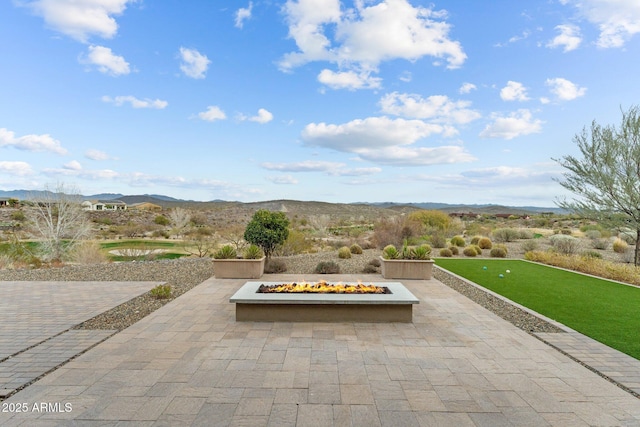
[315,261,340,274]
[470,236,481,245]
[368,258,381,267]
[521,240,539,252]
[472,245,482,255]
[428,232,447,248]
[524,251,640,286]
[490,247,507,258]
[492,228,520,242]
[349,243,363,254]
[592,238,610,250]
[613,238,629,253]
[478,237,492,249]
[439,248,453,257]
[463,246,478,257]
[277,229,314,256]
[362,264,379,274]
[448,245,459,255]
[265,259,287,273]
[0,253,14,269]
[71,241,108,264]
[450,235,466,247]
[338,246,352,259]
[373,216,422,249]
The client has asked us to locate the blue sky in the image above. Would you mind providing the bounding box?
[1,0,639,206]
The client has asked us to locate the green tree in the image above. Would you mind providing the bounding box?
[243,210,289,261]
[554,105,640,266]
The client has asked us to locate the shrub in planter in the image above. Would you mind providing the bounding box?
[338,246,352,259]
[463,246,478,257]
[350,243,363,254]
[439,248,453,257]
[214,244,237,259]
[243,244,264,259]
[450,235,466,247]
[244,209,289,261]
[315,261,340,274]
[382,244,401,259]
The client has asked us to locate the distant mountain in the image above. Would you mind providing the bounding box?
[85,193,125,200]
[363,202,565,214]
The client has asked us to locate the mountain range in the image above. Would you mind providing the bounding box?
[0,189,565,214]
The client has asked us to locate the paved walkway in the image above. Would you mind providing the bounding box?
[1,275,639,426]
[0,281,160,398]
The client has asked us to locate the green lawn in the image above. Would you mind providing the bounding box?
[435,258,640,360]
[99,240,179,250]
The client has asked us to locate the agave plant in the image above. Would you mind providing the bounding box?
[213,244,237,259]
[382,244,401,259]
[243,244,264,259]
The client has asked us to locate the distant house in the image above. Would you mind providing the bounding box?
[82,199,127,211]
[0,198,9,207]
[128,202,162,212]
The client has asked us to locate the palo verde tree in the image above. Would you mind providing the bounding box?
[243,209,289,261]
[28,183,92,262]
[554,105,640,266]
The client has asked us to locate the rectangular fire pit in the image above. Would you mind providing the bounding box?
[229,281,419,322]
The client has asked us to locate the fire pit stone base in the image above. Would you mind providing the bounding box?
[229,281,419,323]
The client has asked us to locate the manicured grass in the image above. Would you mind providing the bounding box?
[99,240,179,250]
[435,258,640,360]
[109,252,187,262]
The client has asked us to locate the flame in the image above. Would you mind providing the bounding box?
[258,280,389,294]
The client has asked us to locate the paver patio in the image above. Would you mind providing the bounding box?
[1,274,639,426]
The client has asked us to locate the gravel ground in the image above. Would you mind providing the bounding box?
[0,250,561,334]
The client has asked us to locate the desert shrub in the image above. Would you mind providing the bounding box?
[154,215,171,226]
[619,230,637,245]
[70,241,108,264]
[408,210,451,232]
[277,229,312,256]
[428,232,447,248]
[368,258,381,267]
[243,244,263,259]
[472,245,482,255]
[450,235,466,247]
[492,228,520,242]
[613,238,628,253]
[189,213,208,226]
[94,216,113,225]
[448,245,459,255]
[549,234,579,255]
[350,243,363,254]
[490,247,507,258]
[521,240,539,252]
[264,259,287,273]
[592,239,609,250]
[470,236,481,245]
[244,210,290,261]
[407,244,431,260]
[152,230,170,239]
[560,228,572,235]
[362,264,379,274]
[439,248,453,257]
[315,261,340,274]
[373,216,422,249]
[0,253,14,269]
[518,229,534,239]
[478,237,492,249]
[584,230,602,240]
[213,244,237,259]
[463,246,478,257]
[581,250,602,259]
[10,210,26,221]
[338,246,352,259]
[150,284,172,299]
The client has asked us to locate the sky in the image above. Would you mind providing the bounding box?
[1,0,640,207]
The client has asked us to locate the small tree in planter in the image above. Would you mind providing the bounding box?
[380,242,434,280]
[244,210,289,263]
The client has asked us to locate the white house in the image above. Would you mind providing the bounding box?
[82,199,127,211]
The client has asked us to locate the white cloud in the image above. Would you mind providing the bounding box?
[261,160,382,176]
[459,82,476,94]
[235,2,253,29]
[500,81,529,102]
[198,106,227,122]
[0,127,67,155]
[43,163,120,179]
[102,95,168,109]
[102,95,169,110]
[317,69,382,90]
[23,0,133,42]
[82,45,130,76]
[546,77,587,101]
[379,92,481,125]
[301,116,475,166]
[85,149,115,160]
[547,24,582,52]
[480,109,543,140]
[279,0,466,87]
[63,160,83,171]
[266,175,298,184]
[562,0,640,48]
[179,47,210,79]
[241,108,274,124]
[0,161,33,176]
